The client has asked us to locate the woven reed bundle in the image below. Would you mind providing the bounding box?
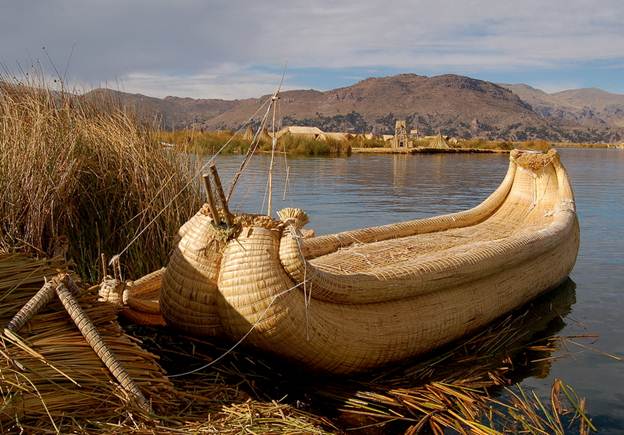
[99,268,167,325]
[0,254,176,429]
[160,208,226,336]
[161,149,579,373]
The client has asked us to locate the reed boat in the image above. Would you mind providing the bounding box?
[130,149,579,374]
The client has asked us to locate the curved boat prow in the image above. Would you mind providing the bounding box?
[160,149,579,373]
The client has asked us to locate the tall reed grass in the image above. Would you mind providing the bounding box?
[158,129,352,156]
[158,129,251,154]
[0,78,203,280]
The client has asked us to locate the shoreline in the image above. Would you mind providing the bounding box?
[352,146,511,154]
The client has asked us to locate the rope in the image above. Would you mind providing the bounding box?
[286,224,312,341]
[228,63,287,205]
[109,94,273,267]
[260,169,270,215]
[226,96,274,201]
[280,93,290,201]
[167,280,306,378]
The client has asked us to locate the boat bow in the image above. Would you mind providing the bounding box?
[161,149,579,373]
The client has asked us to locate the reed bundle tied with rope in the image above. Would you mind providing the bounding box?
[0,254,175,431]
[0,254,335,433]
[158,149,580,374]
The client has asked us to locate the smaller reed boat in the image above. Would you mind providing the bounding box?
[112,148,579,374]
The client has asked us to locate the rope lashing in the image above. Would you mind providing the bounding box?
[109,94,274,267]
[6,273,152,414]
[168,280,307,378]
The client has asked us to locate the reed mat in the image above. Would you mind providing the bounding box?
[0,254,594,434]
[0,254,334,433]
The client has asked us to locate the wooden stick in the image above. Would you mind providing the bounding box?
[209,163,233,227]
[55,276,152,413]
[6,273,79,332]
[267,95,278,216]
[202,173,222,226]
[100,253,107,279]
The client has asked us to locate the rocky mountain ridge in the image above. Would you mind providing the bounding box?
[84,74,624,142]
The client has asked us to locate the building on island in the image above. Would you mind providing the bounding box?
[273,126,326,140]
[391,120,411,148]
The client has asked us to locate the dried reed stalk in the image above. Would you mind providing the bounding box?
[0,253,174,432]
[54,279,151,412]
[0,75,203,280]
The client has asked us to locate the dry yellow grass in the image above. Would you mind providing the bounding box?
[0,253,334,434]
[0,78,203,280]
[157,129,352,156]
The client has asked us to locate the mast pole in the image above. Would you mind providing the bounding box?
[267,93,278,216]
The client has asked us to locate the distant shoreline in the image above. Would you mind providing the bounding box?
[352,142,622,154]
[352,147,510,155]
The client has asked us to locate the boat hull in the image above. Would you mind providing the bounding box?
[161,149,580,373]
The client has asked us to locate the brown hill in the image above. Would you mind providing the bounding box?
[501,84,624,129]
[206,74,549,139]
[85,74,624,142]
[83,88,238,129]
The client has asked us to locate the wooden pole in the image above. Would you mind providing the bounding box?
[7,280,57,332]
[55,277,152,413]
[6,273,80,332]
[202,173,222,226]
[267,95,278,216]
[100,253,107,279]
[209,163,232,227]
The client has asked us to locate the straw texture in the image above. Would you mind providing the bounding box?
[161,149,580,373]
[0,254,175,428]
[54,280,152,412]
[160,209,225,335]
[99,269,167,325]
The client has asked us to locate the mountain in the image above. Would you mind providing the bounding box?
[206,74,550,139]
[83,88,238,129]
[500,84,624,130]
[85,74,624,142]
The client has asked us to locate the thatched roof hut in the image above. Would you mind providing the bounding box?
[429,133,450,149]
[275,126,325,140]
[259,127,272,143]
[242,126,254,141]
[324,132,351,142]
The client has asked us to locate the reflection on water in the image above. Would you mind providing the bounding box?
[219,153,510,235]
[204,148,623,432]
[318,278,577,431]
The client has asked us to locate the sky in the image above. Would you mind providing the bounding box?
[1,0,623,99]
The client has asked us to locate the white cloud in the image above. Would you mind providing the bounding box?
[1,0,623,97]
[113,65,297,99]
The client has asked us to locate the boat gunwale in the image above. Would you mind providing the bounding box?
[274,150,578,305]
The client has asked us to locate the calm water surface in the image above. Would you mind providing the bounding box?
[212,148,624,431]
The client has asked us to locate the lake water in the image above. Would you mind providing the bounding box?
[208,148,624,432]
